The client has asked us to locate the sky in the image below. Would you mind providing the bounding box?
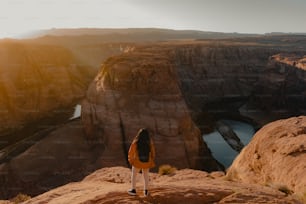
[0,0,306,38]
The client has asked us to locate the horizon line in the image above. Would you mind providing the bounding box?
[2,27,306,40]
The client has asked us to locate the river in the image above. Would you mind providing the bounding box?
[202,119,255,168]
[70,104,82,119]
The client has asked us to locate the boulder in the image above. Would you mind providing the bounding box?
[227,116,306,196]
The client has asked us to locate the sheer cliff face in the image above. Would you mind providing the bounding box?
[0,41,96,136]
[82,42,306,171]
[173,46,306,129]
[82,51,215,170]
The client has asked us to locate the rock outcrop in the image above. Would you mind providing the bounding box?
[0,119,102,199]
[82,50,215,170]
[12,167,301,204]
[227,116,306,198]
[271,53,306,70]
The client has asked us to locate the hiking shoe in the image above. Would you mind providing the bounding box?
[128,189,137,196]
[144,189,149,197]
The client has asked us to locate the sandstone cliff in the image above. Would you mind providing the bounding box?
[0,119,100,199]
[227,116,306,199]
[171,44,306,129]
[0,40,96,146]
[1,40,305,200]
[81,41,306,172]
[81,50,213,170]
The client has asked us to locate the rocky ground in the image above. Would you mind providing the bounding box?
[0,166,302,204]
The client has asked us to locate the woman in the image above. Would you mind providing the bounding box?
[128,128,155,196]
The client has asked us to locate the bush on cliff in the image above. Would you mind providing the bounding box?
[158,164,177,176]
[10,193,31,203]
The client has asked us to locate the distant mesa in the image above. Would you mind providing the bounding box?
[25,27,261,40]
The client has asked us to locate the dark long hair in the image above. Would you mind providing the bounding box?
[135,128,151,162]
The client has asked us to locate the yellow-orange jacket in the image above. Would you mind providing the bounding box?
[128,140,155,169]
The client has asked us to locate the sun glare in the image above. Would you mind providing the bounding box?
[0,0,132,38]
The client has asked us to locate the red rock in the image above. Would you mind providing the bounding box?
[227,116,306,197]
[81,51,211,170]
[0,41,96,139]
[19,167,301,204]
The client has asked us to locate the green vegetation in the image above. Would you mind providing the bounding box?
[223,169,238,181]
[10,193,31,203]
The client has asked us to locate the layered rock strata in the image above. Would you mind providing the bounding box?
[0,41,96,145]
[82,42,306,171]
[172,46,306,130]
[0,119,99,199]
[82,51,214,170]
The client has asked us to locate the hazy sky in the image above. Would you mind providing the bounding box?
[0,0,306,38]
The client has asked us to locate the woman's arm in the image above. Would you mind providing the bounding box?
[128,142,136,165]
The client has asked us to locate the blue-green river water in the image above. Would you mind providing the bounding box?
[203,120,255,168]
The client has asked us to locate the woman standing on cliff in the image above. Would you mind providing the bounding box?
[128,128,155,197]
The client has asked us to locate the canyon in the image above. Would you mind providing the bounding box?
[0,33,305,201]
[82,40,306,170]
[0,40,97,148]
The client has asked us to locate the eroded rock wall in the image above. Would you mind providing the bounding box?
[0,120,99,199]
[81,42,306,171]
[82,50,217,170]
[0,41,96,141]
[172,46,306,129]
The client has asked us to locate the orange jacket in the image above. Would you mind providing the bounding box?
[128,140,155,169]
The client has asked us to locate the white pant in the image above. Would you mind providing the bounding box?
[131,166,149,190]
